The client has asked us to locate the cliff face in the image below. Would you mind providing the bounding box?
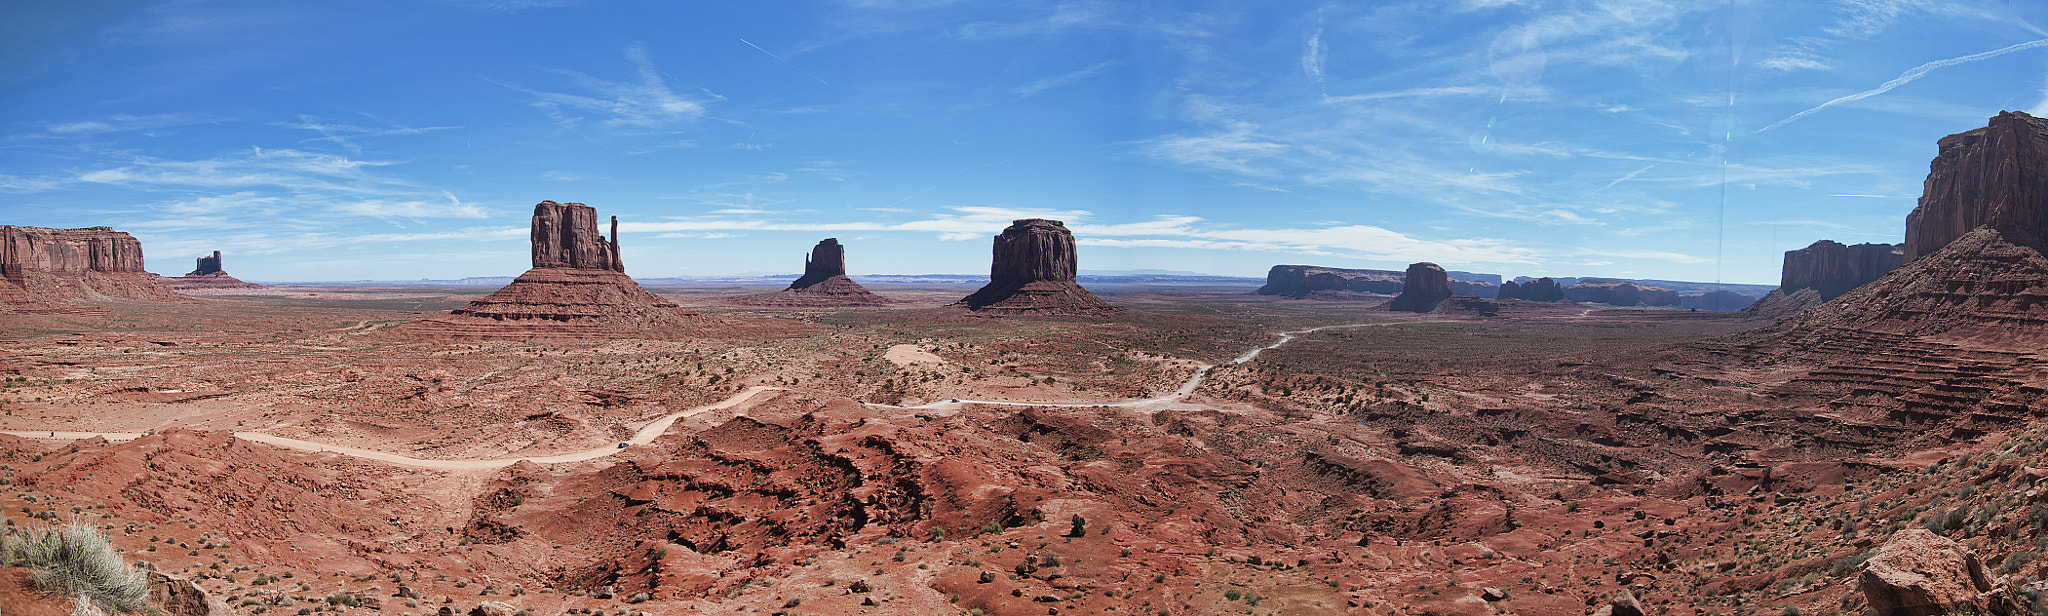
[531,201,624,272]
[1255,265,1405,297]
[1498,277,1564,302]
[1781,240,1904,300]
[791,239,848,290]
[1905,110,2048,261]
[0,225,184,307]
[957,219,1118,314]
[1386,262,1452,312]
[1562,280,1681,307]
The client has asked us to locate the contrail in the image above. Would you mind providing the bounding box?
[1756,38,2048,134]
[739,38,832,87]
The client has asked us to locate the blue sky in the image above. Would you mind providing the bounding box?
[4,0,2046,283]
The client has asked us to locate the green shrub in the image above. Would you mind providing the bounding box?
[1,520,149,613]
[1069,514,1087,538]
[326,591,359,607]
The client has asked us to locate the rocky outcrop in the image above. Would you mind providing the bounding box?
[1783,240,1904,299]
[404,201,750,340]
[1497,277,1564,302]
[1858,529,2023,616]
[163,250,261,291]
[0,225,186,309]
[1256,265,1403,298]
[1681,290,1757,311]
[956,219,1119,315]
[1905,110,2048,261]
[532,200,624,272]
[727,238,891,307]
[148,571,227,616]
[1563,280,1681,307]
[1386,262,1451,312]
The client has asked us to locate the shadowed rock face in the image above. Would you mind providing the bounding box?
[1782,240,1903,300]
[189,251,223,276]
[0,225,184,306]
[1906,110,2048,261]
[791,238,847,290]
[1387,262,1451,312]
[531,201,623,272]
[957,219,1118,314]
[1498,276,1564,302]
[728,238,890,307]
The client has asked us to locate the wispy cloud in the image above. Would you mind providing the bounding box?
[1757,38,2048,133]
[44,113,203,135]
[286,115,461,153]
[496,42,716,132]
[1302,12,1325,82]
[956,1,1117,39]
[1013,60,1121,98]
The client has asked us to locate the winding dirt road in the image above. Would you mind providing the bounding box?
[3,322,1393,469]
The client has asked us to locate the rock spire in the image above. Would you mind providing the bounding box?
[727,238,890,307]
[1386,262,1451,312]
[164,250,260,291]
[531,201,624,272]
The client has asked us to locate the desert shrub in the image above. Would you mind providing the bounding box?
[1070,514,1087,538]
[1224,588,1242,601]
[0,519,148,613]
[326,591,359,607]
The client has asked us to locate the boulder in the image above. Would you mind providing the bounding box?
[1387,262,1451,312]
[956,219,1119,314]
[1588,589,1646,616]
[1858,528,2023,616]
[148,571,226,616]
[1906,110,2048,261]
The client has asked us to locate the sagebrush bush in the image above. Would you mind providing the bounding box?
[1,519,149,613]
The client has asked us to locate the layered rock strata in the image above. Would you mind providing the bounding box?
[0,225,186,310]
[163,250,261,290]
[1905,110,2048,261]
[1562,280,1681,307]
[956,219,1119,314]
[1386,262,1452,312]
[727,238,890,307]
[404,201,715,340]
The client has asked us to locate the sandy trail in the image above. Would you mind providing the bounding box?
[5,322,1396,467]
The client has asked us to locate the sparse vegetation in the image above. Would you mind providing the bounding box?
[0,520,148,613]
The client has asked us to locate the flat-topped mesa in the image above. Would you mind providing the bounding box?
[531,200,624,272]
[1385,262,1451,312]
[1497,276,1565,302]
[957,219,1120,314]
[1782,240,1904,299]
[1905,110,2048,261]
[0,225,185,307]
[728,238,890,306]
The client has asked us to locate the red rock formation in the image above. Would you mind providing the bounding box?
[727,238,891,307]
[1905,110,2048,261]
[1255,265,1404,298]
[1498,277,1565,302]
[1782,240,1905,299]
[532,201,624,272]
[1386,262,1451,312]
[1563,280,1681,307]
[163,250,261,291]
[405,201,745,340]
[0,225,186,309]
[957,219,1119,315]
[1858,529,2024,616]
[1744,240,1903,318]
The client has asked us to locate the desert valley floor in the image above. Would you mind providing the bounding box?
[2,284,2046,616]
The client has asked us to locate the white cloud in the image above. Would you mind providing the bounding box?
[500,42,715,132]
[1014,60,1122,98]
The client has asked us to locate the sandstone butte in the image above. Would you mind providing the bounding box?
[1385,261,1452,312]
[1742,240,1903,319]
[956,218,1121,315]
[1756,110,2048,345]
[160,250,262,291]
[725,238,890,307]
[0,224,187,312]
[402,201,728,341]
[1255,264,1498,299]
